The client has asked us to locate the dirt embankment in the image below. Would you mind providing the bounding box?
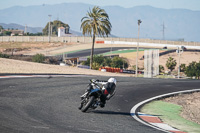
[164,92,200,125]
[0,57,130,77]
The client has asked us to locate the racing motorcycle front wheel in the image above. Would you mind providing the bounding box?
[81,96,95,112]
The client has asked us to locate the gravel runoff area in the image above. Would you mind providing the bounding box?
[163,92,200,125]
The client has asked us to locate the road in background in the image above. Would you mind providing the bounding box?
[65,47,139,58]
[0,76,199,133]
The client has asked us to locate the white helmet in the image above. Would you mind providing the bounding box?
[108,78,117,85]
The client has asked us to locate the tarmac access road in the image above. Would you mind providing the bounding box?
[0,76,199,133]
[66,47,150,58]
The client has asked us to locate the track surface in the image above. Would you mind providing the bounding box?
[0,76,199,133]
[66,47,139,57]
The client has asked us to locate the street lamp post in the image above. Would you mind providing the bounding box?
[177,46,183,79]
[136,19,142,77]
[110,41,113,58]
[48,15,52,43]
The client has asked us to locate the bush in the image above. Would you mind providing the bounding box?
[103,57,112,67]
[111,56,128,69]
[185,61,200,79]
[159,65,164,73]
[81,55,128,69]
[166,57,177,71]
[32,54,45,63]
[0,52,10,58]
[180,64,186,72]
[45,57,59,64]
[132,65,144,71]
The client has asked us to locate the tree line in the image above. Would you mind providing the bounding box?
[162,57,200,79]
[82,55,128,70]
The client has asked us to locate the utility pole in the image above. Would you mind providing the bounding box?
[110,41,113,58]
[161,22,166,40]
[25,24,27,35]
[51,25,53,36]
[176,46,183,79]
[48,15,52,43]
[136,19,142,77]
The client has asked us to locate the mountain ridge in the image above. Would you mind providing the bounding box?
[0,3,199,42]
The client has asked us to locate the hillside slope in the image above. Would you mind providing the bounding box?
[0,3,199,41]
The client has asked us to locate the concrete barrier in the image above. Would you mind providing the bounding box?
[0,36,199,47]
[105,41,200,50]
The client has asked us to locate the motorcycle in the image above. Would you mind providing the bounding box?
[79,79,103,112]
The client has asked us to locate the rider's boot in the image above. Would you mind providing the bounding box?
[100,94,106,108]
[100,102,105,108]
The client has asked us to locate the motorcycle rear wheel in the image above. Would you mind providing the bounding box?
[81,96,95,112]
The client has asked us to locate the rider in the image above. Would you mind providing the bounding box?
[89,78,117,108]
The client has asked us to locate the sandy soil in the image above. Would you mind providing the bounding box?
[119,50,200,71]
[0,58,130,77]
[159,51,200,71]
[0,42,138,56]
[2,42,200,71]
[164,92,200,125]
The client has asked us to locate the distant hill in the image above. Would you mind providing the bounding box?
[0,3,199,41]
[0,23,83,36]
[0,23,43,33]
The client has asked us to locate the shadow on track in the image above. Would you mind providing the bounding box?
[92,110,130,116]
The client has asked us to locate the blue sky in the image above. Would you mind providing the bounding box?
[0,0,200,10]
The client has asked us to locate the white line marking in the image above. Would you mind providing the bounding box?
[78,128,103,133]
[151,123,179,131]
[32,126,50,129]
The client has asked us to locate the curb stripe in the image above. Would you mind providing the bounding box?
[170,131,187,133]
[140,116,163,123]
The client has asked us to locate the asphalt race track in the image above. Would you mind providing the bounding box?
[66,47,142,58]
[0,76,200,133]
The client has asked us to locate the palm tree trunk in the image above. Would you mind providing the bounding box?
[90,34,95,69]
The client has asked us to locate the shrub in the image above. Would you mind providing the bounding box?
[166,57,177,71]
[132,65,144,71]
[82,58,90,66]
[180,64,186,72]
[32,54,45,63]
[159,65,164,73]
[45,57,59,64]
[81,55,128,69]
[0,52,10,58]
[103,57,112,67]
[185,61,200,79]
[111,56,128,69]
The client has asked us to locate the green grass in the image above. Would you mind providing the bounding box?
[54,48,169,57]
[54,48,144,56]
[102,49,145,56]
[156,75,174,79]
[54,49,84,56]
[141,101,200,133]
[55,48,169,56]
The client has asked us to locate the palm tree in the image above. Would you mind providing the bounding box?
[81,6,112,69]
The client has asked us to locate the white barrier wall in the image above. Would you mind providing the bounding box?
[0,36,200,48]
[105,41,200,50]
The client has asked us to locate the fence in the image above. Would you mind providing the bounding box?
[0,36,200,46]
